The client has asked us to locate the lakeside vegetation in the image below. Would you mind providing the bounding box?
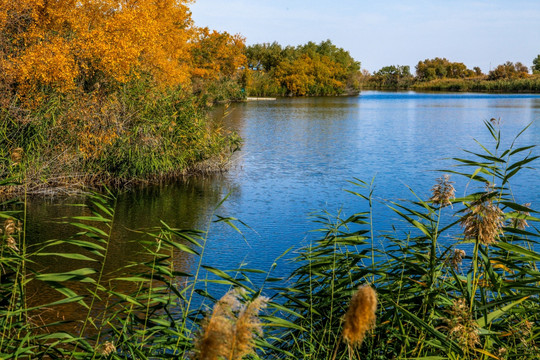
[0,1,366,195]
[0,0,246,196]
[2,120,539,359]
[1,3,540,358]
[363,57,540,92]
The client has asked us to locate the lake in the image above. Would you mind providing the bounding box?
[26,91,540,313]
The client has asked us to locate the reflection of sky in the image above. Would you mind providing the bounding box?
[27,92,540,302]
[208,92,540,282]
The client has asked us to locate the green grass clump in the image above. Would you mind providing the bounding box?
[1,120,539,359]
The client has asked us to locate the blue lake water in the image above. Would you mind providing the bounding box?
[203,91,540,277]
[28,91,540,306]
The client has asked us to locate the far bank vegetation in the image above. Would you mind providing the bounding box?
[363,56,540,92]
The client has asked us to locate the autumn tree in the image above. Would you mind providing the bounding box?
[245,40,361,96]
[0,0,198,94]
[0,0,247,189]
[416,58,475,81]
[488,61,529,80]
[190,28,246,80]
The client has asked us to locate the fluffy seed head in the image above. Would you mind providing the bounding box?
[342,285,377,347]
[448,249,466,270]
[193,289,267,360]
[99,341,116,356]
[231,295,268,359]
[460,197,503,246]
[430,174,456,207]
[193,289,241,360]
[445,298,479,349]
[6,236,19,252]
[510,203,530,230]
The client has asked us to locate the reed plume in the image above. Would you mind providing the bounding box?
[10,147,23,165]
[99,341,116,356]
[447,248,466,270]
[430,174,455,207]
[230,295,268,360]
[193,289,240,360]
[192,289,267,360]
[2,219,22,252]
[445,298,479,349]
[342,285,377,346]
[460,196,503,246]
[510,203,530,230]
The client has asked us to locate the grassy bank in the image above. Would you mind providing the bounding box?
[1,120,539,359]
[0,82,242,198]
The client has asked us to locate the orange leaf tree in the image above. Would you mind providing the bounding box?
[0,0,195,93]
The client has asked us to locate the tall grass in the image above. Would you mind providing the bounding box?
[1,120,539,359]
[411,76,540,93]
[0,80,242,198]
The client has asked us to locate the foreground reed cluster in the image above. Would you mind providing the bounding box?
[193,288,268,360]
[1,120,539,359]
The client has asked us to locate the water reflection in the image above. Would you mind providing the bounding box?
[25,91,540,330]
[25,175,235,334]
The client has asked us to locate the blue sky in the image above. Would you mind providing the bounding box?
[190,0,540,74]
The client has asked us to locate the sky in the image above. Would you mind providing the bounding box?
[190,0,540,74]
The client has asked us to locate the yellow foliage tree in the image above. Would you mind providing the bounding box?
[0,0,196,92]
[191,27,246,80]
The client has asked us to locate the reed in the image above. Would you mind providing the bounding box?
[0,80,241,198]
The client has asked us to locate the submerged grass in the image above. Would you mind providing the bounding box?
[1,120,539,359]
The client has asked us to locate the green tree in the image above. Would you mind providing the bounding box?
[373,65,412,86]
[473,66,484,76]
[416,58,474,81]
[246,42,283,71]
[532,55,540,74]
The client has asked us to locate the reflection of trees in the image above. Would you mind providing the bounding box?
[24,175,238,335]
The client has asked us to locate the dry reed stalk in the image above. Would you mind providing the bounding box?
[429,174,456,207]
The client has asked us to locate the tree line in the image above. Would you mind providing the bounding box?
[365,56,540,90]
